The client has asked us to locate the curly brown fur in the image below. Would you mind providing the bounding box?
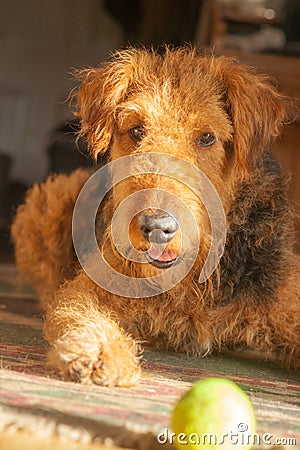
[11,47,300,387]
[11,169,89,301]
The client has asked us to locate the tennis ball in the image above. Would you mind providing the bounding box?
[172,377,256,450]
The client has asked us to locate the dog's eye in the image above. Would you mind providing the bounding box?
[198,133,216,147]
[129,126,145,142]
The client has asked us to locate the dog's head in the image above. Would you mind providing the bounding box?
[73,47,286,176]
[72,47,286,276]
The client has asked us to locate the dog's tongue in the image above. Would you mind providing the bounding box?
[147,247,177,262]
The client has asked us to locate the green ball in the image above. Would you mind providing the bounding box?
[172,377,256,450]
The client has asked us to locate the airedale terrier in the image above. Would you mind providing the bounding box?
[12,47,300,386]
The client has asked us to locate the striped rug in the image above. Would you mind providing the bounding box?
[0,264,299,449]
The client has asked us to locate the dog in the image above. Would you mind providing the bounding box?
[12,47,300,386]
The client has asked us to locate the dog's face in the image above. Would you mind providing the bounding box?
[73,48,285,275]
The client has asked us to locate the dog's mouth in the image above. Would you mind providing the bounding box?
[145,247,179,269]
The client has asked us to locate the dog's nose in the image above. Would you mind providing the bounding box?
[138,211,179,244]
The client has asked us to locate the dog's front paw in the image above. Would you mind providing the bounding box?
[48,324,141,387]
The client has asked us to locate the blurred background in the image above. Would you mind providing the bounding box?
[1,0,300,261]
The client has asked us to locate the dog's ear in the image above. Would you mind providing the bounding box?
[216,57,287,176]
[71,50,139,159]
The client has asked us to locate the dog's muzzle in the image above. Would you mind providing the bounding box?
[138,211,179,268]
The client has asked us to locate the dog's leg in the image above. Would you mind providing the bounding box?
[44,272,141,386]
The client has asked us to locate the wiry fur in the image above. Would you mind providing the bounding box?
[12,47,300,386]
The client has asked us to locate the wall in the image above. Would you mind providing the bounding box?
[0,0,123,184]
